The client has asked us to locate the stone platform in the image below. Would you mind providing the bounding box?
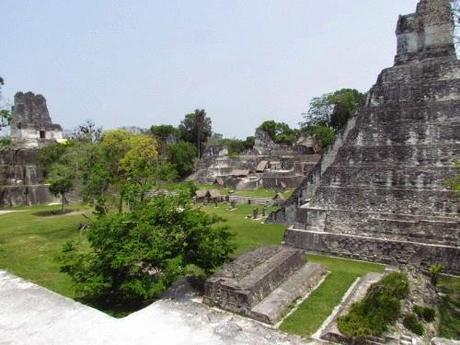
[204,246,327,324]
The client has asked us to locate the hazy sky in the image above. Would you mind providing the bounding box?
[1,0,418,138]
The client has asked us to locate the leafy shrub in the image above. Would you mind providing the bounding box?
[413,305,435,322]
[337,273,410,339]
[60,193,234,306]
[403,313,425,336]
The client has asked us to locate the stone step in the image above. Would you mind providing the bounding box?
[249,263,327,324]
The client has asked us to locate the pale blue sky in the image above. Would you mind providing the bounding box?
[1,0,417,138]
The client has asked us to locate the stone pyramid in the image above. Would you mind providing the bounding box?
[276,0,460,274]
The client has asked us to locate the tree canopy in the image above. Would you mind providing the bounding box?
[178,109,212,158]
[302,88,366,130]
[258,120,299,145]
[301,88,366,150]
[166,141,197,178]
[60,193,234,305]
[219,136,255,156]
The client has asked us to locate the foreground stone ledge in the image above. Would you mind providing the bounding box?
[0,270,316,345]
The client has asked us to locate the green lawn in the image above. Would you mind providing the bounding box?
[1,202,456,340]
[201,203,285,255]
[280,254,385,337]
[0,205,88,298]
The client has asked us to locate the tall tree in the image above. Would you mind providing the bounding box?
[179,109,212,158]
[150,124,179,155]
[259,120,299,145]
[301,89,365,131]
[166,141,197,178]
[301,88,365,150]
[48,163,76,213]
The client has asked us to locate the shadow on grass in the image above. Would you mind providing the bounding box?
[32,209,76,217]
[77,294,152,318]
[75,276,206,318]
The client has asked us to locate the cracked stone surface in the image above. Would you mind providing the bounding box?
[0,271,315,345]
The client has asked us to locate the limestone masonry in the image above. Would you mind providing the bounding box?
[273,0,460,274]
[0,92,62,206]
[204,246,326,324]
[193,128,321,191]
[10,92,63,148]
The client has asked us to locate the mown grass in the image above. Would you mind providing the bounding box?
[0,204,88,298]
[201,203,284,255]
[280,255,385,337]
[2,202,455,339]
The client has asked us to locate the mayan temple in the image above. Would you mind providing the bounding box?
[275,0,460,274]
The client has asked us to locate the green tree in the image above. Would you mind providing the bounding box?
[301,88,365,151]
[303,125,336,150]
[179,109,212,158]
[38,142,71,178]
[150,125,179,142]
[60,194,234,304]
[54,130,161,213]
[119,134,160,206]
[259,121,299,145]
[48,163,76,213]
[302,88,366,131]
[166,141,197,178]
[150,124,180,155]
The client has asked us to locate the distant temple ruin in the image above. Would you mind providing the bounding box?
[273,0,460,274]
[10,92,63,148]
[192,128,321,191]
[0,92,62,206]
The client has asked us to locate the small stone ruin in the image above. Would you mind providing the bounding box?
[0,92,63,206]
[204,245,326,324]
[192,128,321,191]
[10,92,63,148]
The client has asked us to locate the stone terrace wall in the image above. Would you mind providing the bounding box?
[278,0,460,274]
[0,148,57,207]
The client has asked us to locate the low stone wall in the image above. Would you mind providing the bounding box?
[0,148,58,207]
[284,228,460,274]
[228,195,273,206]
[295,208,460,246]
[0,185,57,207]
